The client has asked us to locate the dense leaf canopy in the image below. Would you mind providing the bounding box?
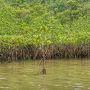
[0,0,90,47]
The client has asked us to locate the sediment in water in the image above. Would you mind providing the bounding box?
[0,44,90,62]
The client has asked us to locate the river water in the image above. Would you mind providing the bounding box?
[0,59,90,90]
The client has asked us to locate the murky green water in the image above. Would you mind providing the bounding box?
[0,59,90,90]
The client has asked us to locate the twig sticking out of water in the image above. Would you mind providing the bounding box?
[41,45,46,75]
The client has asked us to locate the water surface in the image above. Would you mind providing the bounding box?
[0,59,90,90]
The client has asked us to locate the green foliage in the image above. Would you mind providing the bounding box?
[0,0,90,48]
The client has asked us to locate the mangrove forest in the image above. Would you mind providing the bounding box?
[0,0,90,61]
[0,0,90,90]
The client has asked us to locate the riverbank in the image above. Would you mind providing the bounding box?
[0,44,89,62]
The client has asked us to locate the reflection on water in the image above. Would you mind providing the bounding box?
[0,59,90,90]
